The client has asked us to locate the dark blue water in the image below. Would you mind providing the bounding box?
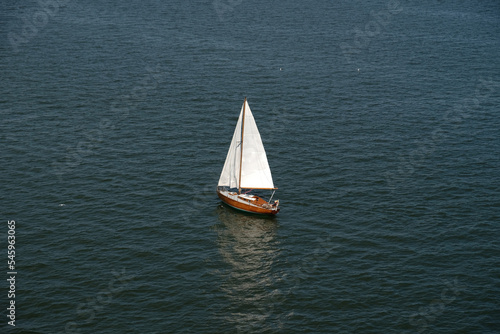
[2,0,499,333]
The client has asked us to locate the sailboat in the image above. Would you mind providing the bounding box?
[217,98,280,215]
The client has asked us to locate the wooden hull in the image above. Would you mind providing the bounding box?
[217,190,280,215]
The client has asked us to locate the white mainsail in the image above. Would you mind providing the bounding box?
[218,99,275,190]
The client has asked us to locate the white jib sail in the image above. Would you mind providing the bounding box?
[218,100,275,190]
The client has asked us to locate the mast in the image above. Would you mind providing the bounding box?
[238,97,246,194]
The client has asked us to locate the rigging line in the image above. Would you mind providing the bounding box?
[269,189,276,202]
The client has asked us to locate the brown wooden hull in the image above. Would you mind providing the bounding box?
[217,190,280,215]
